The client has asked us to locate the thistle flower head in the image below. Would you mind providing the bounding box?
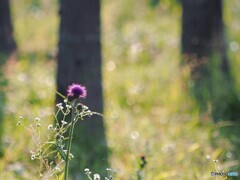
[67,83,87,99]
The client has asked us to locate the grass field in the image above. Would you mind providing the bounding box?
[1,0,240,179]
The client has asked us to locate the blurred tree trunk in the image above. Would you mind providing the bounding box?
[57,0,108,178]
[0,0,16,157]
[0,0,16,55]
[181,0,240,121]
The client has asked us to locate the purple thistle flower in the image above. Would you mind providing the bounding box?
[67,83,87,99]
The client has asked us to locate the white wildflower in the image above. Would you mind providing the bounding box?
[56,103,63,110]
[84,168,91,175]
[94,174,100,180]
[48,124,53,130]
[31,154,36,160]
[83,105,88,110]
[87,110,93,116]
[61,120,67,125]
[35,117,40,122]
[56,103,62,107]
[84,168,90,172]
[55,167,61,172]
[69,153,74,159]
[66,104,72,109]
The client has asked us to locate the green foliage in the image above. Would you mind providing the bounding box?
[149,0,161,8]
[187,53,240,121]
[148,0,180,9]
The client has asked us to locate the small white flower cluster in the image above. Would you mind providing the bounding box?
[83,105,88,110]
[65,99,72,109]
[31,154,36,160]
[84,168,101,180]
[78,104,93,117]
[17,116,44,127]
[55,166,61,173]
[61,120,67,125]
[30,149,42,161]
[105,168,115,180]
[17,116,24,126]
[84,168,115,180]
[87,110,93,116]
[18,95,101,179]
[66,104,72,109]
[56,103,64,110]
[57,99,72,110]
[94,174,100,180]
[69,153,74,159]
[35,117,41,127]
[84,168,92,177]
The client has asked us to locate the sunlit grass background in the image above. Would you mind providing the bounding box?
[1,0,240,179]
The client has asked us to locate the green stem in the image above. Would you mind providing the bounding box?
[64,100,76,180]
[137,171,141,180]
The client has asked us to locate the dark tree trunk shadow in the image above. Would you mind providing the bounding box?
[0,0,17,157]
[181,0,240,174]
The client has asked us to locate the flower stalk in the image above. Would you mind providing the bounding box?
[63,83,87,179]
[18,83,88,179]
[64,99,77,180]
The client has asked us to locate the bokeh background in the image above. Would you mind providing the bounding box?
[1,0,240,179]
